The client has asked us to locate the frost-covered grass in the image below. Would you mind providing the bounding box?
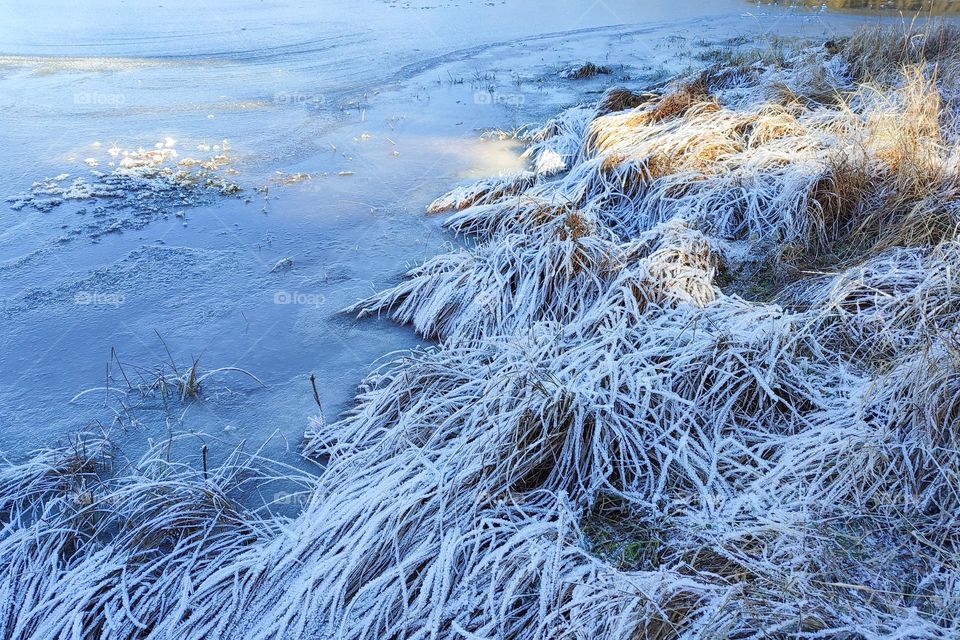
[3,23,960,639]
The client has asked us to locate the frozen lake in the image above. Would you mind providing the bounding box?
[0,1,883,470]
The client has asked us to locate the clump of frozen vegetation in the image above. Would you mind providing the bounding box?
[561,61,614,80]
[4,23,960,638]
[6,138,241,234]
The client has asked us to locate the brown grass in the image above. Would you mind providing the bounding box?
[648,74,716,123]
[806,67,958,262]
[595,87,656,116]
[811,147,874,251]
[567,62,613,80]
[556,211,595,242]
[842,21,960,83]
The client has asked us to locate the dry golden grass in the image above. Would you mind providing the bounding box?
[747,104,808,145]
[648,74,716,123]
[842,21,960,83]
[812,69,959,260]
[595,87,655,116]
[811,147,873,250]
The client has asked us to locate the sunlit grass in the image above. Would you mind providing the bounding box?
[760,0,960,14]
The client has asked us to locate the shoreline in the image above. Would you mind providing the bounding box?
[0,9,856,463]
[3,14,960,639]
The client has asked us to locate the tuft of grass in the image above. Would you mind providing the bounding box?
[594,86,655,115]
[648,73,715,123]
[564,61,613,80]
[842,21,960,84]
[582,494,665,571]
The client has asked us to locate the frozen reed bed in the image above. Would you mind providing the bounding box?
[3,23,960,638]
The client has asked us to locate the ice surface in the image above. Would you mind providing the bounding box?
[0,0,879,465]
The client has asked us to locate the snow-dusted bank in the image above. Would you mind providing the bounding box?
[4,23,960,639]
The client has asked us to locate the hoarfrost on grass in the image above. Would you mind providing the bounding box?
[4,23,960,639]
